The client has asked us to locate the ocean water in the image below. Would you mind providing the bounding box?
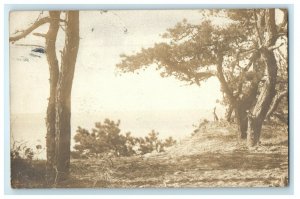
[10,109,215,159]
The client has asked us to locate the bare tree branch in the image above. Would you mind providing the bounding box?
[33,32,47,38]
[15,43,44,48]
[276,32,288,38]
[9,17,50,42]
[268,42,284,51]
[59,24,66,31]
[266,90,288,120]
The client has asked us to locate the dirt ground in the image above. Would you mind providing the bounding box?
[59,121,288,188]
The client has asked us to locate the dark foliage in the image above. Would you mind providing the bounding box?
[72,119,177,158]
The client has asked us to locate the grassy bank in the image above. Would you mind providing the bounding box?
[11,121,288,188]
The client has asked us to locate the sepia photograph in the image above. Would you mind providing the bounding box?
[9,9,288,188]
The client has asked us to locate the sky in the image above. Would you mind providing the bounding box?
[9,10,224,115]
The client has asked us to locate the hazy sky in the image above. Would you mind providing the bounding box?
[10,10,224,115]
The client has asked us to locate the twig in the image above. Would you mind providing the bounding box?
[33,11,43,23]
[59,24,66,31]
[9,17,50,42]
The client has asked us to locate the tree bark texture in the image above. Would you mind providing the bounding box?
[54,11,80,181]
[235,107,248,139]
[45,11,60,182]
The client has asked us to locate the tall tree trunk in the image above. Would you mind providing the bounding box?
[247,9,278,147]
[236,75,261,140]
[45,11,60,182]
[235,107,248,139]
[9,10,80,184]
[54,11,80,182]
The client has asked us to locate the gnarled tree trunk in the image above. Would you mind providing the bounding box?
[247,48,278,146]
[247,9,278,146]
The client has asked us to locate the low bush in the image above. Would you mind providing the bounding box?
[72,119,177,158]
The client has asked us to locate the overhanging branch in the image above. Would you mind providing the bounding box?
[9,17,50,43]
[266,90,288,119]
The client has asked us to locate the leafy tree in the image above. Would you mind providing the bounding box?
[117,9,288,146]
[10,11,80,182]
[244,9,287,146]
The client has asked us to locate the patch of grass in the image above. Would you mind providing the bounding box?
[11,159,47,188]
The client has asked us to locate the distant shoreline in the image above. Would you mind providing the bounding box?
[10,108,224,159]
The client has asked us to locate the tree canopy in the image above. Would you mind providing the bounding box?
[117,9,288,146]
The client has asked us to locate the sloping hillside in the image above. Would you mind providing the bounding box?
[63,121,288,188]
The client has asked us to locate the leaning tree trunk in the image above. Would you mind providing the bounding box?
[45,11,60,182]
[247,49,277,146]
[247,9,278,147]
[54,11,80,182]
